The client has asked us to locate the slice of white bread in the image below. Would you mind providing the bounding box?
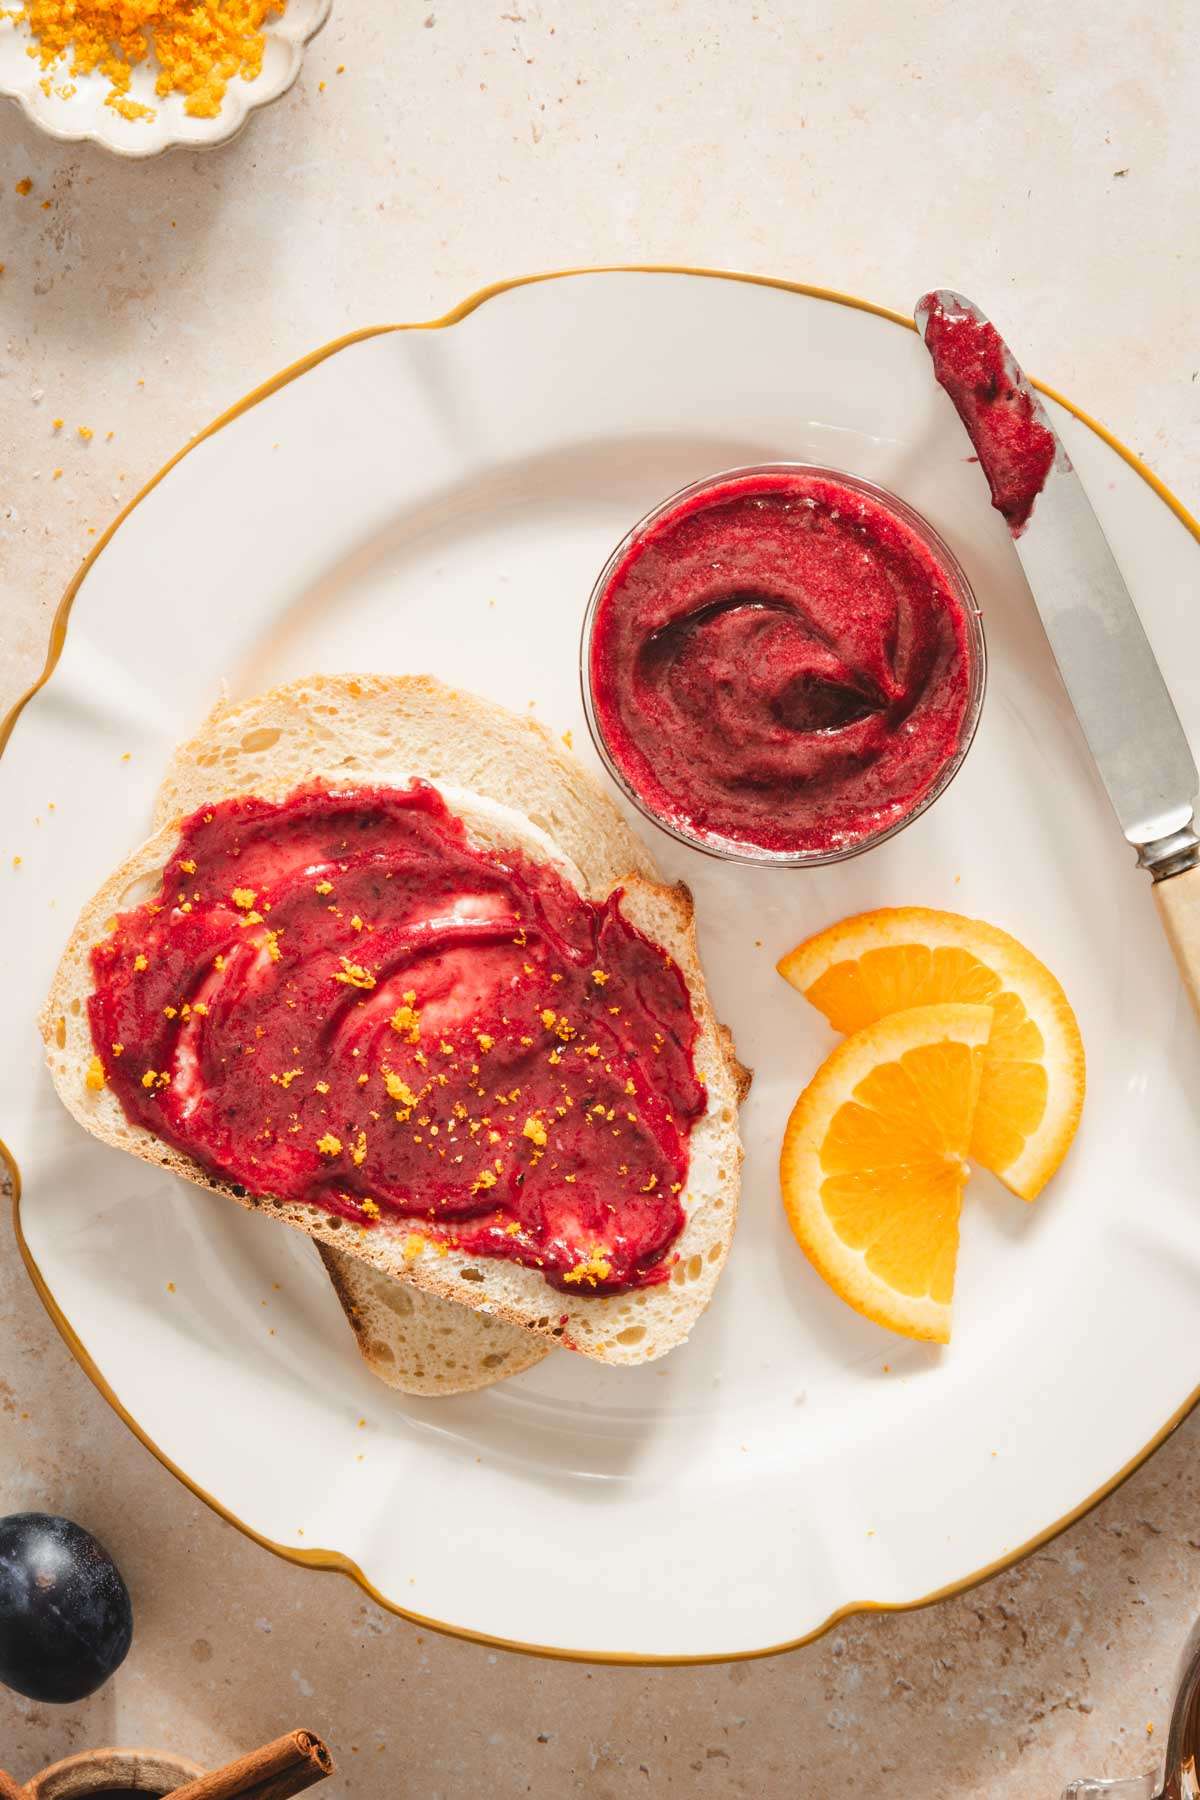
[42,676,748,1367]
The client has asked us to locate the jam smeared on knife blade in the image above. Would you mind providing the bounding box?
[916,290,1058,536]
[88,783,705,1294]
[589,469,974,856]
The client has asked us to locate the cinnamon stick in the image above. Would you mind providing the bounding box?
[169,1731,332,1800]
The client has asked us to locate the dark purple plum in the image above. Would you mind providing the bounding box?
[0,1513,133,1702]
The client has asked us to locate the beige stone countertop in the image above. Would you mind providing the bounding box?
[2,3,1198,1794]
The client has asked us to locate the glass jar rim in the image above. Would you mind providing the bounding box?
[579,461,987,868]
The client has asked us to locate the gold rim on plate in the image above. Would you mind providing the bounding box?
[4,265,1198,1667]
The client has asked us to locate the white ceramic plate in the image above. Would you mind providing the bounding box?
[4,270,1200,1663]
[0,0,329,157]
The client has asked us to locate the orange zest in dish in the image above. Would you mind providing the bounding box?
[10,0,286,121]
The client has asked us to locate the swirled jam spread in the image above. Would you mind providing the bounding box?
[88,783,705,1294]
[588,469,975,857]
[917,292,1057,536]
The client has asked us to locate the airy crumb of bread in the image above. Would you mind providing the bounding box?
[316,1241,549,1397]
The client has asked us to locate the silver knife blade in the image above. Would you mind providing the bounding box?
[915,288,1197,863]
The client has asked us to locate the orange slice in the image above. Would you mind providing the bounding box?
[779,1003,993,1342]
[778,908,1085,1202]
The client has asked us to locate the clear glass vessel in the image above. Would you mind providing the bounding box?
[580,463,987,867]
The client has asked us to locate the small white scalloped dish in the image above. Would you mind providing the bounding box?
[0,0,330,157]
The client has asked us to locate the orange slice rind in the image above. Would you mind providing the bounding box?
[779,1002,993,1343]
[778,907,1085,1202]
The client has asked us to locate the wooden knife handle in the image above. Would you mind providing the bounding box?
[1154,861,1200,1018]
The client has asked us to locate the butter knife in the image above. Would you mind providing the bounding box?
[914,288,1200,1016]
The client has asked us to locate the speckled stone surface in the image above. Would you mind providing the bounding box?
[1,3,1198,1794]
